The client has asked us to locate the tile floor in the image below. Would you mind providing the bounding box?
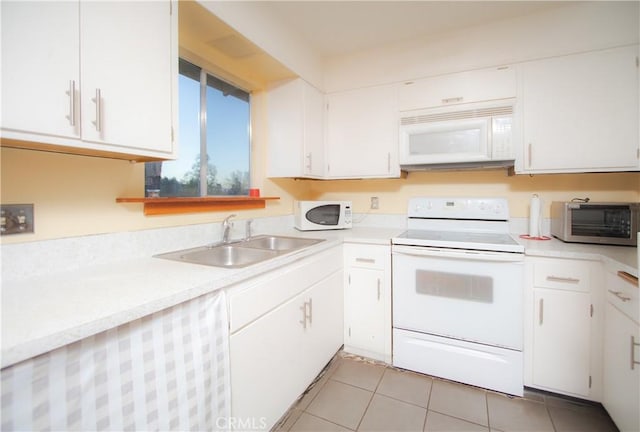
[275,352,618,432]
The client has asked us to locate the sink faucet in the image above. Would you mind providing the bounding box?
[221,214,236,244]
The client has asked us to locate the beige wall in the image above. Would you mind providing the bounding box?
[308,171,640,219]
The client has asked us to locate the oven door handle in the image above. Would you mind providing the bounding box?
[392,245,524,262]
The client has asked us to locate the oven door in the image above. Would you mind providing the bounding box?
[392,245,523,350]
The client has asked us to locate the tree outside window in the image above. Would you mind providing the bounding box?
[145,59,250,197]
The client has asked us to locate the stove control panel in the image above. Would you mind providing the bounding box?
[408,197,509,221]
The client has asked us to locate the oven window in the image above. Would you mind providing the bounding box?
[415,270,493,303]
[306,205,340,226]
[571,206,631,238]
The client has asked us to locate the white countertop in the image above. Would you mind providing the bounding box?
[516,235,637,276]
[1,224,635,369]
[1,227,397,368]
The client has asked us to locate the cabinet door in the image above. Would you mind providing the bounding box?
[603,302,640,432]
[80,1,174,154]
[532,288,592,396]
[1,1,80,138]
[345,267,385,354]
[304,271,344,372]
[266,79,324,178]
[398,66,516,111]
[520,45,639,173]
[303,84,326,177]
[230,269,342,431]
[325,84,400,178]
[230,291,309,430]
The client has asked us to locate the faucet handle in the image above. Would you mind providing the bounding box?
[245,219,253,240]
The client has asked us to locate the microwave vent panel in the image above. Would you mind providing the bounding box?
[401,105,513,126]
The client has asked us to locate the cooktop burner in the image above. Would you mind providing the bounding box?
[394,197,525,253]
[393,229,524,253]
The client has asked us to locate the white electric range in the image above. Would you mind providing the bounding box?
[392,197,525,396]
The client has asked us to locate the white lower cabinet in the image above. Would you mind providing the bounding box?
[343,243,391,363]
[603,269,639,432]
[525,256,603,400]
[532,288,592,395]
[228,247,343,431]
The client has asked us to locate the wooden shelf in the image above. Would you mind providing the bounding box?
[116,196,280,216]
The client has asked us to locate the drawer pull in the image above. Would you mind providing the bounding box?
[631,336,640,370]
[618,271,639,287]
[442,97,463,104]
[608,290,631,302]
[356,258,375,264]
[377,279,381,301]
[546,275,580,284]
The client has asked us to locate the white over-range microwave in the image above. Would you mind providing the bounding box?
[399,99,515,170]
[294,200,352,231]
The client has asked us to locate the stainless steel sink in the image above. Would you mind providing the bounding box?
[155,235,324,268]
[241,235,323,252]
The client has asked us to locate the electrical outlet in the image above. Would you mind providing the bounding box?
[370,197,379,210]
[1,204,34,235]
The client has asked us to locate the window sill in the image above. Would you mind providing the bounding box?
[116,196,280,216]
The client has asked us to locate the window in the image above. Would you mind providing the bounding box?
[145,59,251,197]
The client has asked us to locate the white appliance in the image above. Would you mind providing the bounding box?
[294,200,352,231]
[392,197,525,396]
[399,99,515,170]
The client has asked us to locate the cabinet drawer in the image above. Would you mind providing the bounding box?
[606,270,639,324]
[344,243,389,269]
[398,66,516,111]
[229,246,342,333]
[533,259,592,292]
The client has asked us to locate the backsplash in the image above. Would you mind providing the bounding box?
[1,213,547,282]
[1,215,294,281]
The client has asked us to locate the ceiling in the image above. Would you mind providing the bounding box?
[263,1,570,59]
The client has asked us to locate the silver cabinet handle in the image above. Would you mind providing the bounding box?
[539,298,544,325]
[631,336,640,370]
[528,143,532,168]
[305,152,312,172]
[299,299,312,328]
[377,279,381,301]
[608,290,632,302]
[547,275,580,284]
[356,258,375,264]
[387,152,391,172]
[299,302,307,329]
[442,97,463,104]
[92,88,102,132]
[66,80,76,126]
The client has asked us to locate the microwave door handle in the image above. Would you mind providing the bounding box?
[392,245,522,262]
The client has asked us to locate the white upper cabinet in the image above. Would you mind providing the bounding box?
[1,1,177,161]
[517,45,639,173]
[1,2,80,140]
[79,2,175,156]
[267,78,325,178]
[325,84,400,178]
[398,66,516,112]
